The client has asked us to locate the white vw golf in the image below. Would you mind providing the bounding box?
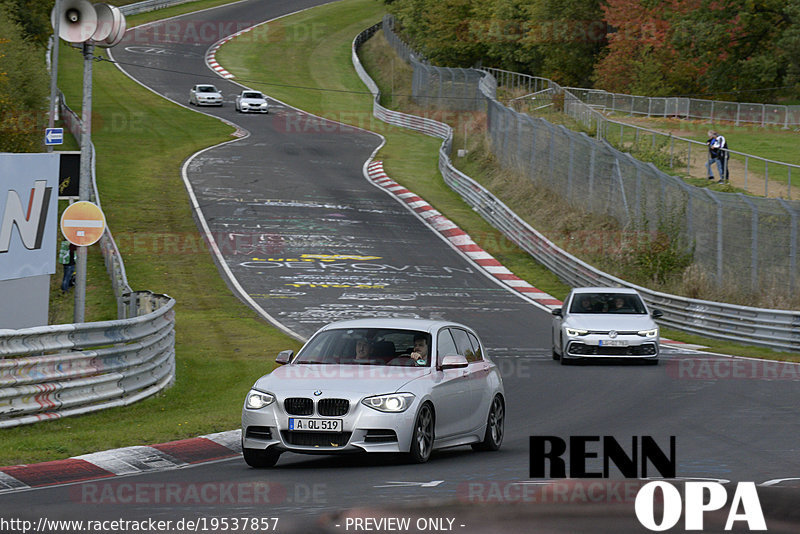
[552,287,663,365]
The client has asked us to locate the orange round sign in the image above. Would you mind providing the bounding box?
[60,201,106,246]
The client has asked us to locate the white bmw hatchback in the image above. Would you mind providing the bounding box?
[189,84,223,106]
[242,318,505,467]
[551,287,663,365]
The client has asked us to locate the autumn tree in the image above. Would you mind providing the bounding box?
[670,0,800,101]
[592,0,703,96]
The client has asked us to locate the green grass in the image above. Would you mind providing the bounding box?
[117,0,244,27]
[0,1,302,466]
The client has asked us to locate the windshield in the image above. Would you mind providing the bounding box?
[198,86,218,93]
[293,328,432,367]
[569,293,647,314]
[242,92,262,99]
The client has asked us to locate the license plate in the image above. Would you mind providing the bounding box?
[599,339,628,347]
[288,418,342,432]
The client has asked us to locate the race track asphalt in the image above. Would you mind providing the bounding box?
[2,1,799,532]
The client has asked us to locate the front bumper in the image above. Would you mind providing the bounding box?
[242,399,417,454]
[240,104,268,113]
[564,335,659,360]
[197,98,222,106]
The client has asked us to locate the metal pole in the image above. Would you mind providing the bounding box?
[47,0,62,153]
[74,42,94,323]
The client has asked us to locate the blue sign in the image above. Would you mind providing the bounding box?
[45,128,64,146]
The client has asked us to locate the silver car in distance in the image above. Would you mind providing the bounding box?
[551,287,663,365]
[189,84,223,106]
[241,318,505,467]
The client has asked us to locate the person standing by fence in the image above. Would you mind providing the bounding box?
[706,130,729,183]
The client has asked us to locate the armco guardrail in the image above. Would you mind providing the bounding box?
[353,21,800,352]
[0,291,175,428]
[119,0,197,15]
[58,90,133,318]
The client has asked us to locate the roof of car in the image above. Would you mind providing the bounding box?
[318,318,475,333]
[572,287,640,295]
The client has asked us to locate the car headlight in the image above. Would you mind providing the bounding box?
[565,328,589,337]
[245,390,275,409]
[361,393,415,413]
[638,328,659,338]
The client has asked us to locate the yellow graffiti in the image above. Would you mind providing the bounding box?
[300,254,382,261]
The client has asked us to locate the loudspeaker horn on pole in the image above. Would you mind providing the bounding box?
[90,3,115,42]
[50,0,97,44]
[99,6,127,48]
[90,4,126,47]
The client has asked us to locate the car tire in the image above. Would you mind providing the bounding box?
[472,395,504,452]
[242,446,281,468]
[407,403,434,464]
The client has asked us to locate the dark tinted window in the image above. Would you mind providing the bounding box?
[451,328,478,362]
[569,293,646,314]
[294,328,429,366]
[467,332,483,362]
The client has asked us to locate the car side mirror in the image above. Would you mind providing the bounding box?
[275,350,294,365]
[440,354,468,370]
[651,309,663,319]
[551,308,562,317]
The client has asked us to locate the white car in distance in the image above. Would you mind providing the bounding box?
[189,84,223,106]
[235,90,269,113]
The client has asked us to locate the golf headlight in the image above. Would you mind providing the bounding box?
[566,328,589,337]
[638,328,659,337]
[246,390,275,409]
[362,393,415,413]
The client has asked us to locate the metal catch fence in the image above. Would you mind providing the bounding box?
[486,68,800,201]
[379,17,800,297]
[360,19,800,351]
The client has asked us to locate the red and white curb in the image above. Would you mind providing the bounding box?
[206,25,261,79]
[0,430,241,493]
[367,160,563,309]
